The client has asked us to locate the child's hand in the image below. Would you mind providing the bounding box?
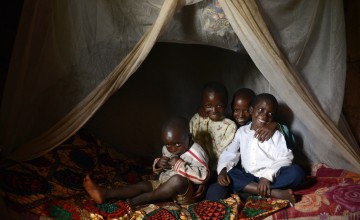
[257,177,271,197]
[194,185,206,198]
[198,107,208,118]
[168,156,180,167]
[254,122,277,142]
[217,168,231,186]
[157,156,171,169]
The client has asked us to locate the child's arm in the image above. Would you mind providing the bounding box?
[217,168,231,186]
[254,121,278,142]
[217,130,241,174]
[169,147,210,185]
[258,177,271,197]
[156,156,171,169]
[255,123,296,149]
[153,146,173,173]
[153,156,170,174]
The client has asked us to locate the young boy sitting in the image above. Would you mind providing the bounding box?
[231,88,295,149]
[83,116,209,206]
[190,81,237,171]
[208,93,305,204]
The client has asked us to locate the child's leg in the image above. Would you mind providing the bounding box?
[83,175,152,204]
[228,168,297,204]
[227,167,256,193]
[205,171,231,201]
[206,182,230,201]
[271,165,306,189]
[242,182,296,204]
[128,174,188,206]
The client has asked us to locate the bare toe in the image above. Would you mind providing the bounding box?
[83,175,105,204]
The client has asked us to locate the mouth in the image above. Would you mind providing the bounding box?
[209,114,220,118]
[236,118,246,122]
[236,119,246,124]
[258,119,267,124]
[209,115,222,122]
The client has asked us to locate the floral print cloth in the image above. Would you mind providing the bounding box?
[268,163,360,219]
[190,113,237,170]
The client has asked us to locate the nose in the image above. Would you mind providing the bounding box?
[260,112,269,120]
[168,146,174,152]
[168,146,176,153]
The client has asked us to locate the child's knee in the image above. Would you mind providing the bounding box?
[287,165,306,184]
[167,175,189,192]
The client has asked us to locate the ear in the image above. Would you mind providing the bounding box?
[249,106,254,114]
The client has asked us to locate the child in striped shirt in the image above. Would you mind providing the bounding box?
[83,116,209,206]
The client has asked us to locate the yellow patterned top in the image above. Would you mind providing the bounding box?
[190,113,237,170]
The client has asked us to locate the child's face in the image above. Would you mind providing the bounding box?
[249,99,276,130]
[162,129,190,156]
[201,91,226,121]
[232,96,251,126]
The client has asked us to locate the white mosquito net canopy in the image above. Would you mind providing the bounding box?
[1,0,359,173]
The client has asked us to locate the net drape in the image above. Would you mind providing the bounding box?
[1,0,182,160]
[218,0,360,172]
[1,0,359,173]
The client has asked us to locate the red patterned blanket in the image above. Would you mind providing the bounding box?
[267,163,360,219]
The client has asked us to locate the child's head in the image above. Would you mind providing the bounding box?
[232,88,256,126]
[249,93,278,130]
[161,116,192,156]
[201,82,228,122]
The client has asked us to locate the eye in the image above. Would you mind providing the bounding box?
[216,104,223,108]
[175,143,181,147]
[258,108,263,112]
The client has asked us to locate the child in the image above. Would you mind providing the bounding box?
[232,88,295,149]
[231,88,255,127]
[190,82,237,170]
[208,93,305,204]
[83,116,209,206]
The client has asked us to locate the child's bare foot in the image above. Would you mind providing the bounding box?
[271,189,296,205]
[83,175,106,204]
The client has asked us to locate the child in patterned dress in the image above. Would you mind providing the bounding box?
[190,82,237,171]
[190,82,237,199]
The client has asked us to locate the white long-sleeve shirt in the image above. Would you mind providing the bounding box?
[153,142,210,185]
[217,123,293,182]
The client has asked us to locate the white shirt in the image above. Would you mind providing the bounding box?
[217,123,293,182]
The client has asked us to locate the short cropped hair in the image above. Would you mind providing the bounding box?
[231,88,256,109]
[251,93,278,114]
[162,116,189,137]
[202,81,228,104]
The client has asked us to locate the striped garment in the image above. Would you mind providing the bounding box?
[153,142,210,185]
